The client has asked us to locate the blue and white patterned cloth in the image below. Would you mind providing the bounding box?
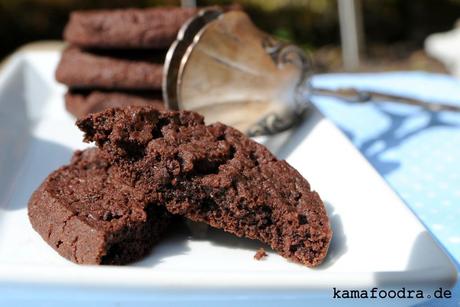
[311,71,460,305]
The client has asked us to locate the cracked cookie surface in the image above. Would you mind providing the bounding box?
[77,107,332,267]
[28,148,171,264]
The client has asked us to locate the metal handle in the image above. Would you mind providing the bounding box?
[311,87,460,113]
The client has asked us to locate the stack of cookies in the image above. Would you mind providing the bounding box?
[55,7,201,118]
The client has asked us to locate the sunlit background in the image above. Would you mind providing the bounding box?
[2,0,460,73]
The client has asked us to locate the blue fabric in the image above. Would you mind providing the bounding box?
[311,71,460,306]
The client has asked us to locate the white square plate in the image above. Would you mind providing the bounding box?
[0,50,456,306]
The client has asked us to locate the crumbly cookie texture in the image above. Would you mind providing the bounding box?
[28,148,171,265]
[77,107,332,267]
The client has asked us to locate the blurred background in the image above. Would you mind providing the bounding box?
[1,0,460,74]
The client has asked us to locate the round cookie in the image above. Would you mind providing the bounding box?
[64,7,200,49]
[55,47,165,90]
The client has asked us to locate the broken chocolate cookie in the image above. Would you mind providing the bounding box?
[77,107,332,267]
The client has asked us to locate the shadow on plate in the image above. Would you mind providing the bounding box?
[192,221,272,252]
[315,201,347,270]
[133,219,271,268]
[1,137,73,211]
[132,219,192,267]
[134,200,345,269]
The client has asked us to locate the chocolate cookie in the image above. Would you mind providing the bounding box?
[65,90,165,118]
[77,107,332,267]
[64,7,199,49]
[28,148,171,265]
[55,47,165,89]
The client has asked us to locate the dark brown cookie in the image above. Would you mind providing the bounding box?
[55,47,165,89]
[63,7,199,49]
[65,90,165,118]
[77,107,332,267]
[28,148,172,265]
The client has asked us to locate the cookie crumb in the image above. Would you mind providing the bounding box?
[254,248,268,260]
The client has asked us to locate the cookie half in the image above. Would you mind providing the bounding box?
[28,148,171,264]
